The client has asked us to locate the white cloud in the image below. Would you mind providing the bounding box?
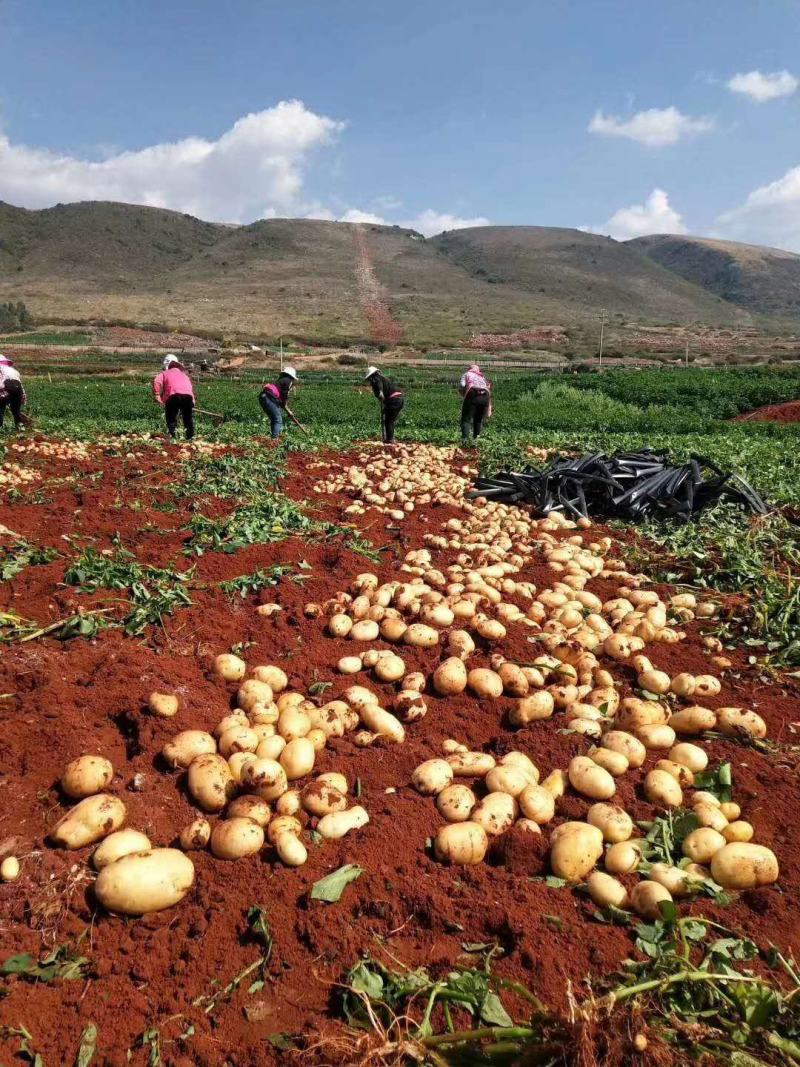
[727,69,798,102]
[0,101,345,223]
[588,106,713,147]
[305,204,489,236]
[590,188,687,240]
[400,209,489,236]
[716,165,800,250]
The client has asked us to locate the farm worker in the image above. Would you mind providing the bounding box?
[0,355,27,431]
[459,363,492,445]
[152,354,195,440]
[364,366,405,444]
[259,366,300,439]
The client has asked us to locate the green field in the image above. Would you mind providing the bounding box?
[5,365,800,665]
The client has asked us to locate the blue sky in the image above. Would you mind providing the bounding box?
[2,0,800,248]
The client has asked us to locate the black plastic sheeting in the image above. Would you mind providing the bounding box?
[469,450,768,523]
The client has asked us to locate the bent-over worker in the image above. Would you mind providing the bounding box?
[459,363,491,445]
[152,354,195,440]
[0,355,27,431]
[364,366,404,444]
[259,366,299,438]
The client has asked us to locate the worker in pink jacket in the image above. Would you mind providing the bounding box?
[459,364,492,445]
[152,355,195,440]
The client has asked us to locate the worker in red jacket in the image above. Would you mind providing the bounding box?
[152,355,195,440]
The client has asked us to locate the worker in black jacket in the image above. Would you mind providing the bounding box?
[364,366,404,444]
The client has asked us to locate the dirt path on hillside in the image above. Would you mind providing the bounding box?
[735,399,800,423]
[352,225,404,345]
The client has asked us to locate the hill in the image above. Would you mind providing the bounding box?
[629,234,800,322]
[0,200,773,346]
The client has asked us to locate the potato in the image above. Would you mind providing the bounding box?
[256,736,286,761]
[277,691,305,712]
[317,806,370,840]
[631,880,672,919]
[412,759,454,795]
[148,692,179,718]
[403,672,426,692]
[669,742,708,773]
[93,829,151,870]
[636,724,676,750]
[446,751,496,777]
[302,781,348,817]
[375,655,406,683]
[317,771,348,794]
[237,679,274,713]
[344,685,379,711]
[436,784,476,822]
[501,752,539,781]
[95,848,195,914]
[693,802,729,833]
[568,756,615,800]
[328,614,353,638]
[180,817,212,850]
[588,747,629,777]
[227,796,272,826]
[277,707,311,741]
[280,738,316,780]
[471,792,517,836]
[654,759,694,787]
[600,731,646,768]
[404,623,439,648]
[210,817,265,860]
[467,668,504,699]
[499,663,529,697]
[587,871,628,909]
[275,789,302,815]
[605,840,641,875]
[716,708,767,740]
[434,821,488,865]
[683,827,726,864]
[710,843,779,889]
[669,706,716,735]
[267,815,302,843]
[587,803,633,843]
[215,711,250,737]
[359,705,405,744]
[1,857,20,882]
[549,822,604,883]
[484,765,531,797]
[720,802,741,821]
[638,669,671,695]
[214,653,246,682]
[338,655,363,675]
[723,821,755,844]
[395,690,428,723]
[251,665,288,692]
[649,862,694,897]
[61,756,114,799]
[518,784,555,824]
[433,658,468,696]
[242,758,288,801]
[218,726,259,758]
[163,730,216,770]
[510,692,555,725]
[275,832,308,866]
[644,769,683,809]
[540,769,568,799]
[50,794,126,849]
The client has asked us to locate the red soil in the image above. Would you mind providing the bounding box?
[0,440,798,1065]
[352,227,404,346]
[735,399,800,423]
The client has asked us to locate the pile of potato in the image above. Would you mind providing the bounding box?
[312,444,475,520]
[0,461,40,489]
[307,448,779,914]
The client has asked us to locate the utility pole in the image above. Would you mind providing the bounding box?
[598,309,606,369]
[280,336,284,372]
[684,338,689,368]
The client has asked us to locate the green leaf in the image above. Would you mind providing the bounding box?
[349,961,385,1001]
[543,875,568,889]
[461,942,497,953]
[729,981,779,1028]
[658,899,679,923]
[75,1023,97,1067]
[480,991,514,1028]
[247,980,265,994]
[246,906,273,959]
[311,864,365,903]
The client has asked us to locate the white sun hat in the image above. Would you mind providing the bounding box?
[364,365,379,380]
[283,365,299,381]
[163,354,179,369]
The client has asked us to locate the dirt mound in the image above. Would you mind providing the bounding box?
[735,400,800,423]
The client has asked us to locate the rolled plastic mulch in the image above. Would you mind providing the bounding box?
[469,449,768,523]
